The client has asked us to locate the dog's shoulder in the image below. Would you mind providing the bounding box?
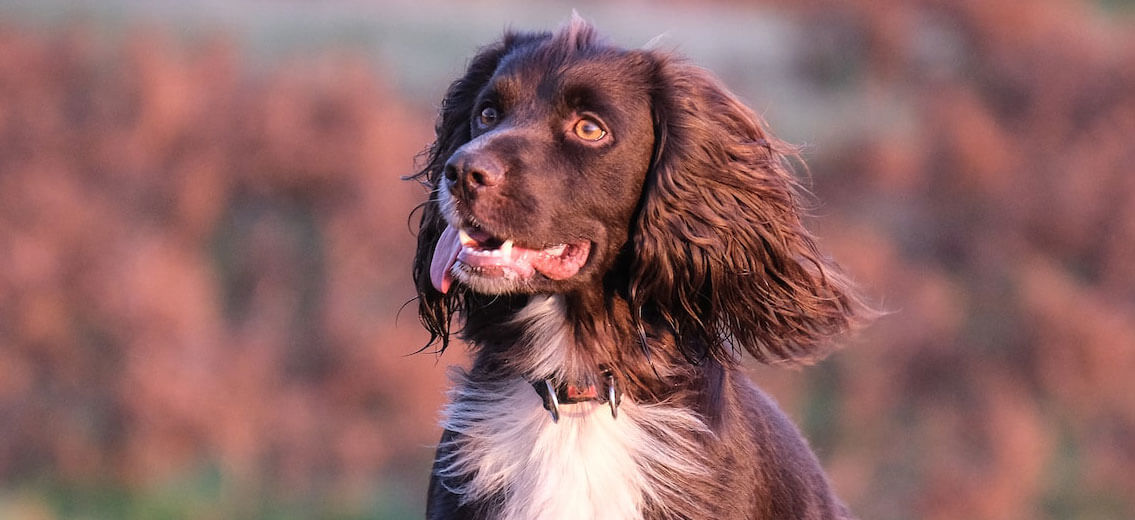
[726,377,857,519]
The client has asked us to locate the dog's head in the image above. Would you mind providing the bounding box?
[411,16,863,363]
[427,21,655,296]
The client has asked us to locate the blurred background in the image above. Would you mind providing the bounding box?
[0,0,1133,518]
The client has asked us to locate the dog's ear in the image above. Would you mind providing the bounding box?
[408,32,544,352]
[629,54,866,365]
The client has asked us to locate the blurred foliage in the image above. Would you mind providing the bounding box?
[0,1,1133,519]
[0,21,442,519]
[766,1,1135,518]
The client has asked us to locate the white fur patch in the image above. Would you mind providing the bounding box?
[436,297,713,520]
[510,295,573,380]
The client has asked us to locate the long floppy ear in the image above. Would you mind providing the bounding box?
[630,54,865,365]
[408,32,546,352]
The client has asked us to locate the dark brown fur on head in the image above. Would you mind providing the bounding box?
[409,17,865,366]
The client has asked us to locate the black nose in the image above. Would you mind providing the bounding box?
[444,149,504,190]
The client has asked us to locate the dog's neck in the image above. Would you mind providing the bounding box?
[459,292,716,413]
[462,294,614,383]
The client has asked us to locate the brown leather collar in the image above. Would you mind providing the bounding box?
[531,368,622,423]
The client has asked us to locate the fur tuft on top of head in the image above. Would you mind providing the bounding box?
[557,11,601,52]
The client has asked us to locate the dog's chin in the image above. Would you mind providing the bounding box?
[451,263,555,295]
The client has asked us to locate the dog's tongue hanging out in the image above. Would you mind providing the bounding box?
[429,224,590,293]
[429,225,462,294]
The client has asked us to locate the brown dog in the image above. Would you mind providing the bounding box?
[410,16,865,520]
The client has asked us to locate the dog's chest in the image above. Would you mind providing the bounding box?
[440,378,648,520]
[435,296,711,518]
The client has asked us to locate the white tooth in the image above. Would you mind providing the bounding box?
[458,229,475,246]
[500,239,513,257]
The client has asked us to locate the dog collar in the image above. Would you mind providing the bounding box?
[531,368,621,423]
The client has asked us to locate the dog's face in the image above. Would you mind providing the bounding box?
[412,19,862,363]
[430,43,656,295]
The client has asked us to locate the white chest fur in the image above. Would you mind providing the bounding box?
[435,297,712,520]
[440,378,647,520]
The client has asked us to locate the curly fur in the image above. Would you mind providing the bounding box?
[632,60,859,364]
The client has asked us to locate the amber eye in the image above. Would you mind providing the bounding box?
[478,106,499,127]
[572,118,606,141]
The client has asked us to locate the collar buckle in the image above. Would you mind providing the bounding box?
[534,379,561,423]
[531,368,622,423]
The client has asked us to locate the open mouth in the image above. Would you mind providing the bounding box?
[429,222,591,294]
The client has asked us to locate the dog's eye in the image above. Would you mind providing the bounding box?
[478,107,499,127]
[572,118,606,141]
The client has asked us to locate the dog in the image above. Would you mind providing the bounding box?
[409,15,865,520]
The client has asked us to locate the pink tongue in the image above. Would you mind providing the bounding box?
[429,225,460,293]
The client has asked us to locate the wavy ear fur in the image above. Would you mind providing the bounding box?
[408,32,547,352]
[631,54,864,365]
